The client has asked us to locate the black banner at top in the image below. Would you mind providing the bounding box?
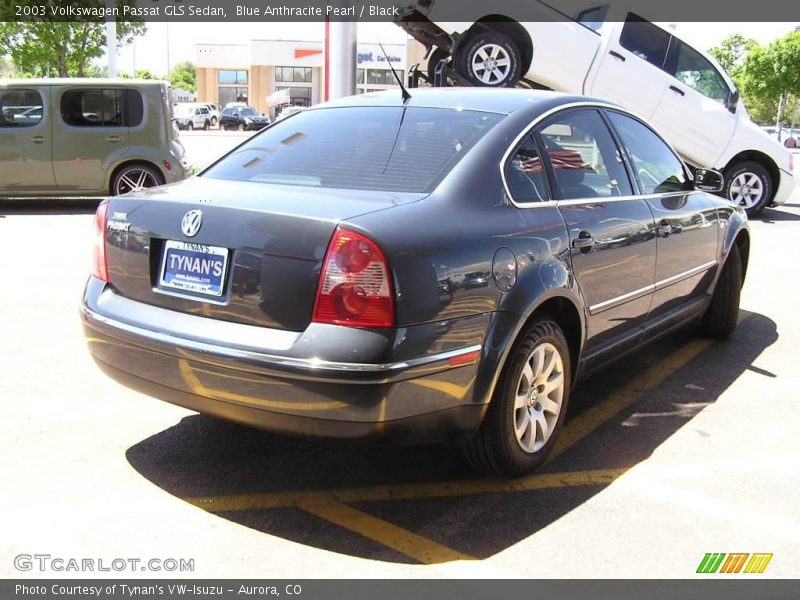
[2,0,800,23]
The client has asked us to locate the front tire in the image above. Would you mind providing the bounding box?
[702,243,743,338]
[724,161,772,217]
[463,318,571,476]
[210,116,218,128]
[455,30,522,87]
[187,122,193,131]
[427,47,450,83]
[237,123,245,132]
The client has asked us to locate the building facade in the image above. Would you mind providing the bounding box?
[196,40,409,118]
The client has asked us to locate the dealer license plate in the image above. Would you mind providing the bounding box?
[159,240,229,297]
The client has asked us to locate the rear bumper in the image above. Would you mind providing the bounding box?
[81,278,488,443]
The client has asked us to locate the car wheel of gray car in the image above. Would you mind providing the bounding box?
[724,161,771,217]
[112,164,162,196]
[237,123,245,132]
[456,31,522,87]
[463,317,571,476]
[702,242,742,338]
[187,122,193,131]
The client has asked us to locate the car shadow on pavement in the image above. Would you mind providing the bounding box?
[757,206,800,223]
[126,311,777,564]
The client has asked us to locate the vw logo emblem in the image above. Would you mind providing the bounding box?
[181,210,203,238]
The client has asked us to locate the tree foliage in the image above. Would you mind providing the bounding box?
[169,61,197,93]
[0,1,145,77]
[710,31,800,128]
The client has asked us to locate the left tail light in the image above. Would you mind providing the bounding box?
[312,228,394,328]
[91,202,109,282]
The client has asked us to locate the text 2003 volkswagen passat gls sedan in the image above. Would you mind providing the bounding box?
[82,88,749,476]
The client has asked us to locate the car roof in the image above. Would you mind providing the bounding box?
[0,78,167,87]
[315,87,615,116]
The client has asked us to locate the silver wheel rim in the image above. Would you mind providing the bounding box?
[115,169,158,195]
[729,172,764,209]
[513,342,565,454]
[471,43,512,85]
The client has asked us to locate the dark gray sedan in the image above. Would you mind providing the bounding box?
[81,88,748,476]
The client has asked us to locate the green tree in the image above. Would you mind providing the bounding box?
[169,61,196,93]
[0,1,145,77]
[709,33,757,76]
[120,69,157,80]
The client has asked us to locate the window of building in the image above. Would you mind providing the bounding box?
[0,89,44,128]
[275,86,312,107]
[365,69,403,85]
[357,69,365,84]
[218,70,248,85]
[275,67,312,83]
[218,87,248,107]
[60,89,143,127]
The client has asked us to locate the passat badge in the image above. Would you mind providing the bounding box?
[181,210,203,238]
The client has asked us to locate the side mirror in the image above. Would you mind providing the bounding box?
[726,89,739,114]
[695,168,724,193]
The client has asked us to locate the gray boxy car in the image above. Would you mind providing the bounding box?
[0,79,190,198]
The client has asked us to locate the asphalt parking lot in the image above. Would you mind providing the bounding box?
[1,136,799,578]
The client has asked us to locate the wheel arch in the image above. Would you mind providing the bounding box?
[468,17,534,75]
[723,150,779,201]
[107,159,166,195]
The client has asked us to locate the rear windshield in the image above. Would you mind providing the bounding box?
[202,106,503,193]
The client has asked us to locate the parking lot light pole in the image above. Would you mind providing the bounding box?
[105,0,117,77]
[326,16,357,101]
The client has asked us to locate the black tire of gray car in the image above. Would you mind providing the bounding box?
[455,30,522,87]
[187,122,193,131]
[702,242,742,338]
[463,317,571,476]
[723,160,772,218]
[111,164,163,196]
[427,47,451,83]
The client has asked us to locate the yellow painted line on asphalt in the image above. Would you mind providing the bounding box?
[548,336,714,462]
[298,498,474,564]
[187,467,625,512]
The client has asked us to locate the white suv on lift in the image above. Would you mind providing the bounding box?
[398,2,795,216]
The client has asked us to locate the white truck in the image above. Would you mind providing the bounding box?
[397,1,795,216]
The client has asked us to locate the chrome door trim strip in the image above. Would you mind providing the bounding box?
[655,260,718,291]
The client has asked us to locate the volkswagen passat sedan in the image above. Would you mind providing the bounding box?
[81,89,749,476]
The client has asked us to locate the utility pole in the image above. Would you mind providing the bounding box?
[105,0,117,77]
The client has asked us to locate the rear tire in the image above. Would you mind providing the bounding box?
[463,317,571,476]
[427,47,450,83]
[237,123,245,132]
[203,120,210,131]
[723,161,772,217]
[455,30,522,87]
[702,243,742,338]
[210,116,218,128]
[111,164,163,196]
[187,122,193,131]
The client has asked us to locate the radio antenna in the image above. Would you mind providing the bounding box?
[379,42,411,103]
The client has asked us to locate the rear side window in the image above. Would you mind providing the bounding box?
[204,106,503,193]
[60,88,143,127]
[537,109,633,200]
[505,134,551,203]
[0,89,44,128]
[620,14,671,69]
[607,111,692,194]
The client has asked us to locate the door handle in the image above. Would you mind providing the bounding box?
[30,135,47,144]
[609,50,626,62]
[669,85,685,96]
[572,233,596,250]
[105,135,121,143]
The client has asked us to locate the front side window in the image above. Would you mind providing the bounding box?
[60,89,142,127]
[607,111,692,194]
[0,89,44,128]
[620,13,671,69]
[537,109,633,200]
[672,42,730,103]
[505,134,551,203]
[203,107,504,193]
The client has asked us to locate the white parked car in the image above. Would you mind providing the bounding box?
[173,104,211,131]
[201,103,220,128]
[398,2,795,215]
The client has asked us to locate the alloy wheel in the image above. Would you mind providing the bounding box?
[513,341,565,453]
[729,172,764,209]
[115,168,159,195]
[471,44,513,85]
